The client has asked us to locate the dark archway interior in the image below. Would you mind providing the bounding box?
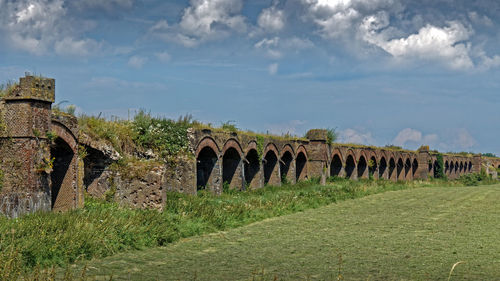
[50,137,74,209]
[397,159,404,179]
[412,159,418,176]
[296,152,307,181]
[345,155,355,179]
[369,156,377,177]
[379,157,387,178]
[196,147,217,190]
[330,154,342,177]
[280,151,293,182]
[433,160,440,178]
[404,159,411,177]
[244,149,260,187]
[459,162,464,172]
[264,150,278,185]
[388,158,396,179]
[83,145,112,191]
[469,162,472,171]
[357,156,367,178]
[454,162,459,173]
[463,162,468,172]
[222,147,241,186]
[445,161,449,174]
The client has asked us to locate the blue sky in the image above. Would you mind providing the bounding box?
[1,0,499,155]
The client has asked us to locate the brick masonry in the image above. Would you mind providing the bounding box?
[1,75,499,217]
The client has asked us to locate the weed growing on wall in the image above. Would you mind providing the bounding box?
[132,110,192,158]
[435,153,445,178]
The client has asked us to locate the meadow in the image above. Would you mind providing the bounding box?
[0,175,497,280]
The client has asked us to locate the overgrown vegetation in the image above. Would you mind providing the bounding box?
[78,110,194,160]
[326,128,337,145]
[481,152,497,158]
[0,176,494,276]
[0,81,18,98]
[435,153,446,178]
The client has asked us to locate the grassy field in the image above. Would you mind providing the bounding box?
[73,184,500,280]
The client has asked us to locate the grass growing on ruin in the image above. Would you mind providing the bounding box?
[0,176,496,278]
[76,184,500,281]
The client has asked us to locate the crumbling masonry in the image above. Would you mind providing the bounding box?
[0,75,499,217]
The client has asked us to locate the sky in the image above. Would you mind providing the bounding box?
[0,0,499,155]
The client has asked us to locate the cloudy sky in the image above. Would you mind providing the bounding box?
[1,0,499,155]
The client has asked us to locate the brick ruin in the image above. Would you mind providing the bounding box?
[0,75,499,217]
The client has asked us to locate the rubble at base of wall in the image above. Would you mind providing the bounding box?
[0,192,51,218]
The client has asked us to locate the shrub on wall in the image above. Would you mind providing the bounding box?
[435,154,445,179]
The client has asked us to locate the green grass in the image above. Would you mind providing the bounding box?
[71,184,500,280]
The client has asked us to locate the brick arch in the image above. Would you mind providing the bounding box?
[263,143,279,158]
[331,148,344,163]
[222,138,243,157]
[50,121,79,211]
[51,121,78,153]
[296,145,308,160]
[196,137,220,158]
[281,144,295,158]
[246,141,258,155]
[345,149,357,165]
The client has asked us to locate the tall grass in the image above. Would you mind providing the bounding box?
[0,177,494,277]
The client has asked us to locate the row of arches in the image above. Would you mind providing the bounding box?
[196,137,308,192]
[330,152,419,181]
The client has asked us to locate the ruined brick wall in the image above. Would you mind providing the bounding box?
[0,75,81,217]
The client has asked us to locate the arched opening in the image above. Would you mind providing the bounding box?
[345,155,355,179]
[296,152,307,181]
[454,162,459,174]
[280,151,293,183]
[404,158,411,179]
[433,160,440,178]
[445,161,449,174]
[469,161,473,172]
[397,158,404,180]
[50,137,75,209]
[357,156,367,179]
[463,162,468,172]
[388,158,396,180]
[379,157,387,179]
[264,150,278,185]
[412,159,418,177]
[330,154,342,177]
[244,149,260,189]
[196,146,218,190]
[369,156,377,178]
[459,162,464,173]
[223,148,241,189]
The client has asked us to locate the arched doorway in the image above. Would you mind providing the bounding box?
[330,154,342,177]
[244,149,260,189]
[196,146,218,190]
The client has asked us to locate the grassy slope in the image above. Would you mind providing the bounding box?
[76,184,500,281]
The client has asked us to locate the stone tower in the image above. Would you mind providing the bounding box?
[0,75,55,217]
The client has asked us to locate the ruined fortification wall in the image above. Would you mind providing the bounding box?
[0,75,498,217]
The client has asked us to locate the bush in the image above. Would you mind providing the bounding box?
[132,110,192,157]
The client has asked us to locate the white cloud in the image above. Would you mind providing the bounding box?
[0,0,100,56]
[255,37,314,59]
[155,51,171,63]
[257,4,285,32]
[268,63,279,75]
[265,120,307,136]
[362,20,474,70]
[149,0,247,47]
[452,128,476,149]
[128,55,147,69]
[392,128,440,148]
[338,128,374,145]
[54,37,101,56]
[301,0,395,39]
